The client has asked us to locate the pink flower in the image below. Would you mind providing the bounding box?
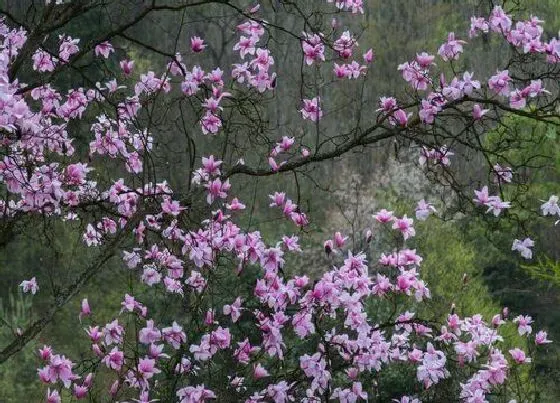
[416,52,435,68]
[301,33,325,65]
[470,16,489,38]
[201,155,222,177]
[210,326,231,350]
[234,35,257,59]
[333,30,356,59]
[509,89,527,109]
[46,389,61,403]
[392,215,416,240]
[377,96,397,113]
[176,385,216,402]
[39,345,53,361]
[472,104,488,120]
[233,338,259,364]
[460,71,480,95]
[20,277,39,294]
[226,198,246,211]
[415,199,436,221]
[524,79,550,98]
[513,315,533,336]
[374,209,394,223]
[137,357,161,381]
[323,239,334,255]
[139,320,162,345]
[268,156,286,172]
[95,41,114,59]
[488,70,511,96]
[85,326,102,344]
[274,136,295,154]
[110,380,119,396]
[32,49,56,72]
[282,235,301,252]
[223,297,243,323]
[254,363,270,379]
[73,384,89,399]
[333,63,349,78]
[489,6,512,33]
[417,342,448,388]
[120,59,134,75]
[191,36,206,52]
[103,319,125,345]
[103,347,124,371]
[266,381,294,403]
[363,48,374,63]
[45,354,76,387]
[162,321,186,349]
[473,186,491,205]
[83,223,102,246]
[250,48,274,71]
[161,198,185,216]
[535,330,552,345]
[269,192,286,207]
[419,100,438,124]
[204,178,230,204]
[80,298,91,320]
[200,112,222,135]
[333,231,347,248]
[509,348,531,364]
[437,32,466,61]
[390,109,412,127]
[260,247,284,273]
[541,195,560,217]
[493,164,513,183]
[301,97,323,122]
[512,238,534,259]
[58,35,79,62]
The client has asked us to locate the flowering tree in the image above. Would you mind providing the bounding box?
[1,0,560,401]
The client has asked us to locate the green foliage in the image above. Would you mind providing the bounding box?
[0,292,38,401]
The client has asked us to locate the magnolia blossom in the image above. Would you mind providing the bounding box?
[301,33,325,65]
[415,199,436,221]
[493,164,513,183]
[509,348,531,364]
[374,209,394,223]
[32,49,56,72]
[437,32,466,61]
[535,330,552,345]
[472,104,489,120]
[541,195,560,218]
[191,36,206,52]
[79,298,91,320]
[20,277,39,294]
[301,97,323,122]
[513,315,533,336]
[94,41,114,59]
[46,389,61,403]
[511,238,534,259]
[392,215,416,240]
[473,186,511,217]
[417,342,448,388]
[254,363,270,379]
[223,297,243,323]
[120,59,134,75]
[488,70,511,96]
